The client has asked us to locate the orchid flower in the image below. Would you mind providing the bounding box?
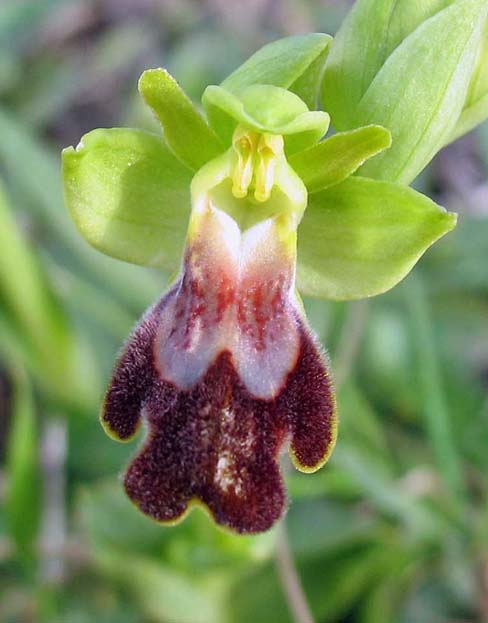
[62,34,458,534]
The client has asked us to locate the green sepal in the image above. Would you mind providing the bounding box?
[139,68,224,171]
[202,84,329,153]
[322,0,488,184]
[449,16,488,142]
[62,128,191,269]
[289,125,391,193]
[222,33,332,101]
[297,176,457,300]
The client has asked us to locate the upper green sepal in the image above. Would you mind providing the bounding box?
[221,33,332,109]
[138,68,224,171]
[297,176,457,300]
[202,84,329,153]
[289,125,391,193]
[62,128,191,269]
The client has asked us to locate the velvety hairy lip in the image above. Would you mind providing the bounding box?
[102,150,337,534]
[102,292,336,534]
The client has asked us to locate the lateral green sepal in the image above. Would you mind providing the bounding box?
[62,127,191,269]
[297,176,457,300]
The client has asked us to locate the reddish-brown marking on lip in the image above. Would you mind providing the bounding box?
[102,294,336,534]
[215,275,235,322]
[178,245,237,339]
[237,271,290,352]
[102,204,336,532]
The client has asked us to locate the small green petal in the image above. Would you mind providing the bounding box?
[297,176,457,300]
[289,125,392,193]
[139,68,224,171]
[202,84,329,152]
[62,128,192,269]
[222,33,332,96]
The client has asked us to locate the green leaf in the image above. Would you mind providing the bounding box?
[221,33,332,96]
[449,16,488,142]
[79,481,274,573]
[405,274,466,508]
[62,128,192,270]
[94,548,227,623]
[297,176,457,300]
[322,0,488,183]
[289,42,330,110]
[321,0,451,129]
[228,541,392,623]
[333,446,438,534]
[286,499,377,557]
[359,551,418,623]
[202,84,329,151]
[78,482,275,623]
[361,308,419,416]
[0,179,61,351]
[5,367,40,562]
[138,68,224,171]
[0,179,79,404]
[289,125,391,193]
[337,380,392,468]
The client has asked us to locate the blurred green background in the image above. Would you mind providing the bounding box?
[0,1,487,622]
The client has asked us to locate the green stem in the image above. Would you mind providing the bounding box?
[275,520,315,623]
[406,273,466,509]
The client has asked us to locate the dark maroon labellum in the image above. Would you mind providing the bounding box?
[102,286,336,534]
